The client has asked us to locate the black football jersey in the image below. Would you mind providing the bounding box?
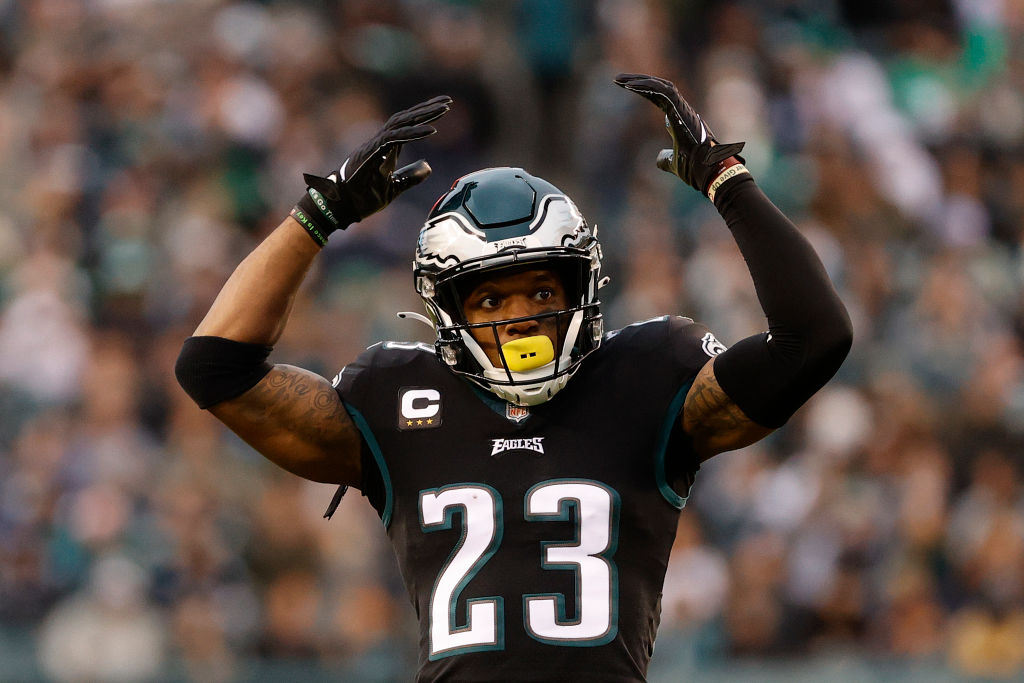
[333,316,722,682]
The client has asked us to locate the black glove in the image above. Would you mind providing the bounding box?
[614,73,747,199]
[291,95,453,246]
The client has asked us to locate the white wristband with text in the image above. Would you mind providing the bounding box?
[707,164,750,202]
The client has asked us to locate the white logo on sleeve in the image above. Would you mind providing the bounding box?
[399,388,442,430]
[701,332,727,357]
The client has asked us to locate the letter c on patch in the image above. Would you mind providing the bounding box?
[401,388,441,419]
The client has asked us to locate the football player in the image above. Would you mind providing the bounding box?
[176,75,851,681]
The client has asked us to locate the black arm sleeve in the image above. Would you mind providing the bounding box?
[710,175,853,428]
[174,336,273,409]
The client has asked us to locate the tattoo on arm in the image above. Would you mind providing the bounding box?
[682,358,773,460]
[245,366,354,445]
[210,364,362,484]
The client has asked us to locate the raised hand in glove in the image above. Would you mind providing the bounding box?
[291,95,453,246]
[614,73,747,201]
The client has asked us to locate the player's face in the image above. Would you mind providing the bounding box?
[461,268,569,368]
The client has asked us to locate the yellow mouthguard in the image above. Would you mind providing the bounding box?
[501,335,555,372]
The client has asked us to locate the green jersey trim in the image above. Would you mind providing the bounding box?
[654,380,695,509]
[344,402,394,528]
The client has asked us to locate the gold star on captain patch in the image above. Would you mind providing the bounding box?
[406,420,413,426]
[416,419,424,425]
[426,418,433,424]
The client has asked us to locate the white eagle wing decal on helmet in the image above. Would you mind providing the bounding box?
[529,195,589,248]
[416,212,486,268]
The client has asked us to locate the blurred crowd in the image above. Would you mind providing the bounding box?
[1,0,1024,680]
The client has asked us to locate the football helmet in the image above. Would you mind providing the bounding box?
[412,167,605,405]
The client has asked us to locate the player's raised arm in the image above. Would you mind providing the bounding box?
[615,74,852,459]
[174,96,452,484]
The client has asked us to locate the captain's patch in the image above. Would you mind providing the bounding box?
[398,387,442,430]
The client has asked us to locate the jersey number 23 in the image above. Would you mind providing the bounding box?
[419,479,620,660]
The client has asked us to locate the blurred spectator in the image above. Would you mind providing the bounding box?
[38,554,167,682]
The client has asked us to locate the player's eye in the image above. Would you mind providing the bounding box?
[479,296,501,310]
[534,288,554,302]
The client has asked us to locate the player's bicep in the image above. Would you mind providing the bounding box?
[682,357,773,460]
[209,364,362,484]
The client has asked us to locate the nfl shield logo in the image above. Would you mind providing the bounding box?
[505,403,530,423]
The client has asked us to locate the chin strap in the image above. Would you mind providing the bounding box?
[324,485,348,520]
[396,311,435,328]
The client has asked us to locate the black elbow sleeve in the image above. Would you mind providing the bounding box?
[174,336,274,409]
[714,316,852,429]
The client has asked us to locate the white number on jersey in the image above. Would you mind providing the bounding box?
[524,480,618,643]
[419,479,619,659]
[420,485,503,659]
